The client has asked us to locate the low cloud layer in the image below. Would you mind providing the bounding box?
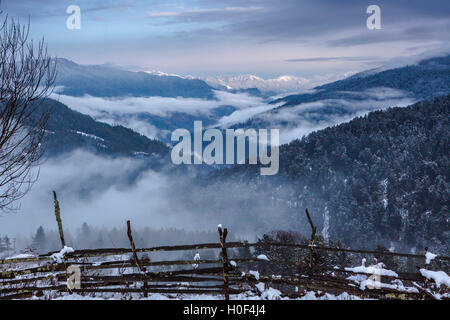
[53,90,280,139]
[0,89,421,245]
[53,86,417,145]
[249,87,417,144]
[0,151,208,237]
[0,150,300,242]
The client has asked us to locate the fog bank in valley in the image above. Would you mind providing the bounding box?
[0,150,300,246]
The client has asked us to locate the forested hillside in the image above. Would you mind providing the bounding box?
[316,55,450,100]
[54,58,215,99]
[236,56,450,135]
[213,95,450,253]
[32,98,169,158]
[276,55,450,108]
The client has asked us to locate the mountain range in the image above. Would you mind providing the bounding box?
[235,55,450,142]
[202,74,312,95]
[45,55,450,156]
[278,55,450,107]
[54,58,215,99]
[21,54,450,253]
[52,56,450,146]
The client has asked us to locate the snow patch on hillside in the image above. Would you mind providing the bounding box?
[75,131,105,142]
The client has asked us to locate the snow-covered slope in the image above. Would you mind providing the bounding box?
[202,75,312,94]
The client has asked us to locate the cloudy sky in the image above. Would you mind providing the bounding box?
[2,0,450,77]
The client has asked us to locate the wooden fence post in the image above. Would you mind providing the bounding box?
[424,247,430,270]
[126,220,148,298]
[305,209,317,273]
[244,240,250,272]
[53,191,72,294]
[53,191,66,248]
[218,225,230,300]
[422,247,430,293]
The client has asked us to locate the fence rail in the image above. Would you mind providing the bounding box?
[1,208,448,300]
[3,241,449,266]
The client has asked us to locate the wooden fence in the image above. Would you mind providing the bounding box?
[0,206,449,300]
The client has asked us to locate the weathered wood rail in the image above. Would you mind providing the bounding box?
[2,241,449,266]
[0,208,448,300]
[0,243,448,299]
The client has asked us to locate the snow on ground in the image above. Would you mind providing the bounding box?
[347,274,419,292]
[4,253,447,301]
[344,259,420,291]
[50,289,365,300]
[420,269,450,287]
[75,131,105,142]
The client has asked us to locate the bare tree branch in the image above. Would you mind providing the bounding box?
[0,15,56,210]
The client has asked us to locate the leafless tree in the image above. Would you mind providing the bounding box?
[0,15,56,210]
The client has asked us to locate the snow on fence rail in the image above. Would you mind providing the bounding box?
[0,202,448,300]
[2,241,449,266]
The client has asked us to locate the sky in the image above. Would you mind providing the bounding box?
[1,0,450,77]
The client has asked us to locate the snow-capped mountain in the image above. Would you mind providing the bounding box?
[235,55,450,142]
[202,74,313,94]
[144,70,195,79]
[60,59,351,97]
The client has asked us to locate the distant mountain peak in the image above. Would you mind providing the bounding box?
[143,70,195,80]
[202,74,312,94]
